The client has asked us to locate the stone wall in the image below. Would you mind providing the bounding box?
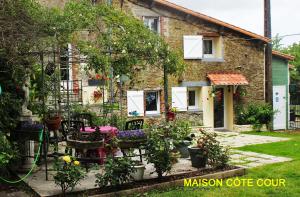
[176,111,203,126]
[37,0,266,124]
[119,0,266,104]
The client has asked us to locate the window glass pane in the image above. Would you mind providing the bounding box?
[143,17,159,33]
[151,18,158,32]
[146,92,158,111]
[203,40,213,55]
[144,18,150,28]
[188,91,196,106]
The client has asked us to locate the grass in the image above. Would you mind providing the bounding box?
[147,131,300,197]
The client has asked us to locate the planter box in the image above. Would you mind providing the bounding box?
[90,167,246,197]
[118,139,147,149]
[88,79,106,86]
[233,124,267,132]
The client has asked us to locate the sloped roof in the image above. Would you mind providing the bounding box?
[207,72,249,85]
[272,50,295,61]
[146,0,270,43]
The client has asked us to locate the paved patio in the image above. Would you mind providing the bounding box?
[15,131,292,196]
[213,131,292,168]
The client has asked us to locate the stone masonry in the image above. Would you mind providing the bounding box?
[115,0,266,122]
[37,0,267,123]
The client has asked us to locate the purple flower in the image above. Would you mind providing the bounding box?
[117,130,146,140]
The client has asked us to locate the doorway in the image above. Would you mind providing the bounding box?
[214,87,224,128]
[273,85,287,130]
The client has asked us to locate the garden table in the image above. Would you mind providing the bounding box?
[80,126,118,164]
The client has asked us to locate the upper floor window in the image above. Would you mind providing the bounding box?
[183,35,223,61]
[143,16,160,33]
[203,39,214,57]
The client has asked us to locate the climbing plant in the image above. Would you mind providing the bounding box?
[62,0,185,77]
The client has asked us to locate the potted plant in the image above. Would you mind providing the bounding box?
[117,130,147,149]
[45,112,61,131]
[188,129,229,169]
[168,121,192,158]
[188,129,217,168]
[130,160,146,181]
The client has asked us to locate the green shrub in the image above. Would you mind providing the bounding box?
[95,156,136,188]
[53,155,85,196]
[145,126,172,178]
[236,102,275,131]
[192,130,230,168]
[0,132,19,170]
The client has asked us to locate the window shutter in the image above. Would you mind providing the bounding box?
[127,91,144,116]
[183,35,203,59]
[172,87,187,111]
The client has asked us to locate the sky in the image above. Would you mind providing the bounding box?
[168,0,300,47]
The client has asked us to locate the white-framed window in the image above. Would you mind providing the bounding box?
[145,91,160,115]
[143,16,160,33]
[203,39,215,58]
[183,35,203,59]
[172,87,201,112]
[188,88,199,111]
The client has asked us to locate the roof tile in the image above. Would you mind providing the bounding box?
[207,72,249,85]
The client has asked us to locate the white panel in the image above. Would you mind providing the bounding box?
[273,86,287,130]
[172,87,187,111]
[127,91,144,117]
[183,35,203,59]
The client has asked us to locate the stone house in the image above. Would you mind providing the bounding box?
[39,0,271,131]
[116,0,270,131]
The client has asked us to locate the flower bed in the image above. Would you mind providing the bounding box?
[55,166,245,197]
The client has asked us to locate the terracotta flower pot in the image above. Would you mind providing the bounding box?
[45,115,61,131]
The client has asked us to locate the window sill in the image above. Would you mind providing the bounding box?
[187,110,203,115]
[202,58,224,62]
[145,113,161,117]
[188,109,201,112]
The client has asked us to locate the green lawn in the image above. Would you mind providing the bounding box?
[148,131,300,197]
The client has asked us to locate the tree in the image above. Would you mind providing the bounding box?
[282,43,300,83]
[272,34,284,51]
[62,0,185,119]
[0,0,49,132]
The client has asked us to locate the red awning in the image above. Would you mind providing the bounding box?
[207,72,249,85]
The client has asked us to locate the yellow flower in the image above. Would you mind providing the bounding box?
[62,155,71,163]
[74,160,80,166]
